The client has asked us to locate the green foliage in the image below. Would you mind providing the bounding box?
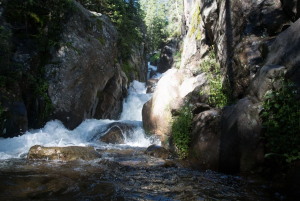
[262,78,300,165]
[171,102,193,159]
[122,61,135,82]
[149,52,161,62]
[198,46,232,107]
[78,0,144,61]
[174,50,181,69]
[4,0,76,51]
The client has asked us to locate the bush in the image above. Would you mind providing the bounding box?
[198,46,232,107]
[149,52,161,63]
[262,78,300,165]
[171,103,193,159]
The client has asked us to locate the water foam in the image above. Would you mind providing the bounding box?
[0,80,157,160]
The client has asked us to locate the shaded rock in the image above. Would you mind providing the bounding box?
[0,82,28,138]
[100,126,125,144]
[246,65,286,101]
[146,78,159,94]
[281,0,299,20]
[264,18,300,96]
[157,38,178,73]
[286,161,300,197]
[149,69,157,79]
[28,145,99,161]
[190,109,221,171]
[219,97,264,173]
[45,3,125,129]
[145,145,169,159]
[192,103,211,115]
[231,36,276,98]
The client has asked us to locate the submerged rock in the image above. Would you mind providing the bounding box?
[145,145,169,159]
[27,145,100,161]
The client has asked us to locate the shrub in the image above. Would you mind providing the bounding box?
[198,46,232,107]
[171,103,193,159]
[262,78,300,165]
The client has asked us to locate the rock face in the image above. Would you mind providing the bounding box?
[157,38,178,73]
[28,145,100,161]
[146,78,159,94]
[142,0,300,174]
[45,3,125,129]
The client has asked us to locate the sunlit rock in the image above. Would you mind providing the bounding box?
[27,145,100,161]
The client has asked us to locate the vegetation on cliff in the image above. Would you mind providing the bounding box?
[262,78,300,165]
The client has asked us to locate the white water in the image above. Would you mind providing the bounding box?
[147,62,163,79]
[0,80,157,160]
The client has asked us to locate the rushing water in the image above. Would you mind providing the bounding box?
[0,64,293,200]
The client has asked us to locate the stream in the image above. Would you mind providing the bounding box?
[0,64,291,200]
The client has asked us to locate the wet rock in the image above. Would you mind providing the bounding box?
[157,38,178,73]
[145,145,169,159]
[149,69,157,79]
[146,78,159,94]
[100,126,125,144]
[27,145,100,161]
[190,109,221,171]
[92,122,136,143]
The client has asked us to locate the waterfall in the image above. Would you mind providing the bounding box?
[0,80,157,160]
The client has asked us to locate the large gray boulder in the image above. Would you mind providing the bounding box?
[45,3,126,129]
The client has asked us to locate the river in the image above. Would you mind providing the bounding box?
[0,64,291,200]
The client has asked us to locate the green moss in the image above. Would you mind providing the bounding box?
[97,37,105,45]
[97,90,101,98]
[97,19,103,29]
[189,3,201,38]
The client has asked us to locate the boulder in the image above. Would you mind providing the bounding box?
[100,126,125,144]
[145,144,169,159]
[190,109,221,171]
[142,69,208,142]
[45,2,126,129]
[92,122,136,144]
[142,69,184,141]
[27,145,100,161]
[157,38,178,73]
[219,97,264,173]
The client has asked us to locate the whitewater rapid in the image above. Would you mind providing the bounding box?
[0,80,156,160]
